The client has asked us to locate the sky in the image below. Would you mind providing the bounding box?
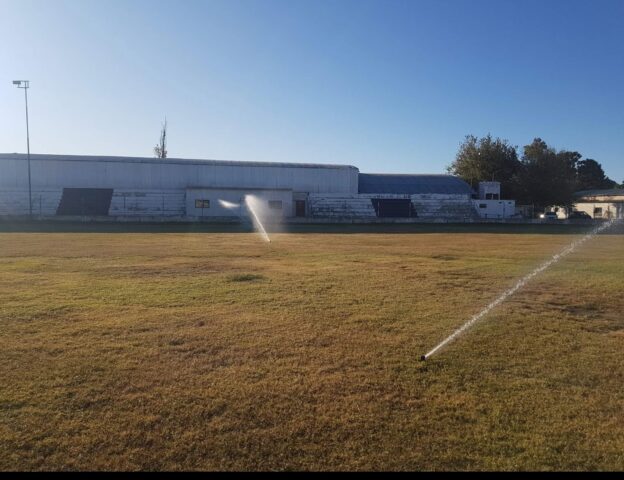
[1,0,623,180]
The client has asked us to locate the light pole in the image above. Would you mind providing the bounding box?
[13,80,32,217]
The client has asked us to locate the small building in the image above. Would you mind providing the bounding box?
[472,182,516,219]
[573,189,624,219]
[478,182,501,200]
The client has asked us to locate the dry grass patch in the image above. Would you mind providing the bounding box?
[0,228,623,470]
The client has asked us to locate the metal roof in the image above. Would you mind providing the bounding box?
[575,188,624,198]
[0,153,358,171]
[358,174,474,195]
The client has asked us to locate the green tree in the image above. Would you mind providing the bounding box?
[448,134,521,197]
[575,159,618,191]
[516,138,579,210]
[579,159,619,190]
[576,159,606,190]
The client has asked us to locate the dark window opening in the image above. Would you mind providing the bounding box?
[485,193,500,200]
[371,198,416,218]
[268,200,283,210]
[195,199,210,209]
[56,188,113,216]
[479,204,487,209]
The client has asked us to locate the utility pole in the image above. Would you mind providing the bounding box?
[13,80,32,217]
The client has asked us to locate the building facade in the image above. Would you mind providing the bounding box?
[0,153,516,222]
[572,189,624,219]
[0,153,358,219]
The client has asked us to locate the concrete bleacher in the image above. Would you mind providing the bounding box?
[309,195,377,218]
[309,194,477,221]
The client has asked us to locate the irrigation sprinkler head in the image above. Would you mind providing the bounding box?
[420,355,427,362]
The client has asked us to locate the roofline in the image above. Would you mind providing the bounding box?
[358,173,475,195]
[575,188,624,196]
[359,173,459,177]
[0,153,359,171]
[186,186,292,192]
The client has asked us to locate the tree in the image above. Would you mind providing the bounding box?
[603,177,619,189]
[515,138,579,210]
[448,134,521,197]
[576,159,614,191]
[154,118,168,159]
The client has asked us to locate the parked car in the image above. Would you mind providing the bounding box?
[568,211,592,219]
[539,211,558,220]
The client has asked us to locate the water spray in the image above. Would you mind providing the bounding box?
[218,199,239,209]
[244,195,271,243]
[218,197,271,243]
[421,219,620,361]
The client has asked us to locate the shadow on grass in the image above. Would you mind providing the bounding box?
[227,274,266,283]
[0,220,620,235]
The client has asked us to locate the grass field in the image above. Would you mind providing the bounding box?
[1,224,623,471]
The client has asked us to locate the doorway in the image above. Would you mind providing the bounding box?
[295,200,306,217]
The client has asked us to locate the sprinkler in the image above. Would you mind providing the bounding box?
[420,218,620,361]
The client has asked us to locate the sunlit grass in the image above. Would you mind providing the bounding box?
[1,228,622,470]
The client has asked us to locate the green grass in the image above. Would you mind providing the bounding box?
[0,227,623,470]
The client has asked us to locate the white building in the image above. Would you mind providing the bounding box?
[544,189,624,220]
[573,189,624,219]
[0,153,518,222]
[0,153,358,219]
[472,182,516,219]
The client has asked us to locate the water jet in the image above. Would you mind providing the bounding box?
[421,219,620,361]
[218,196,271,243]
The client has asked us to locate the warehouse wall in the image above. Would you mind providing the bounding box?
[0,154,359,194]
[0,154,495,222]
[185,188,293,218]
[109,190,186,217]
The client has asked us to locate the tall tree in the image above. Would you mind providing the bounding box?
[154,118,168,159]
[576,159,611,191]
[576,158,606,190]
[516,138,579,209]
[448,134,521,197]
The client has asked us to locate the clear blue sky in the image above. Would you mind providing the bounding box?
[1,0,623,180]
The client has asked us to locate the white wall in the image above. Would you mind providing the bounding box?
[186,188,293,218]
[0,154,358,194]
[478,182,501,200]
[109,190,186,217]
[574,202,623,219]
[0,154,358,218]
[0,189,62,216]
[473,199,516,219]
